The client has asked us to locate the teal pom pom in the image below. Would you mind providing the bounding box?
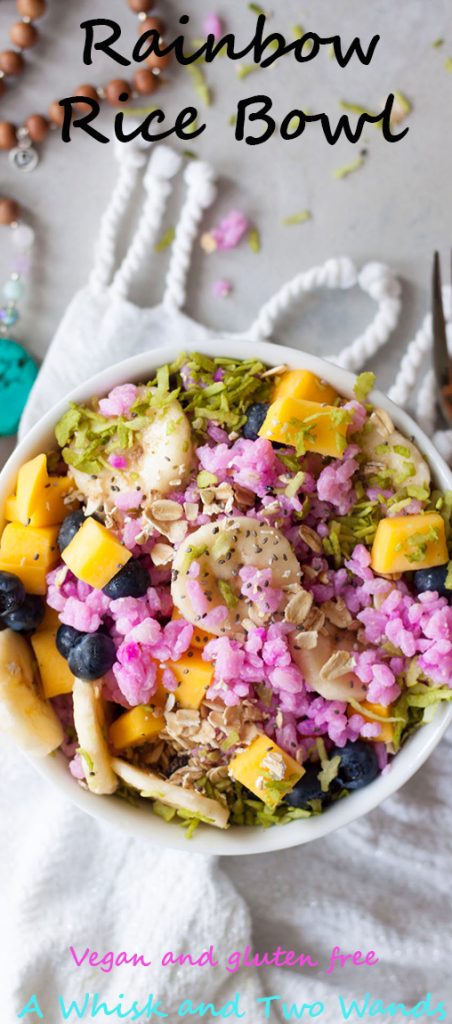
[0,337,38,436]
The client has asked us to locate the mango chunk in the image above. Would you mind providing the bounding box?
[371,513,448,574]
[62,517,131,589]
[4,494,18,522]
[357,701,394,744]
[274,369,338,406]
[15,454,47,524]
[259,397,349,458]
[0,559,49,595]
[31,630,74,699]
[229,734,304,808]
[36,605,61,633]
[109,705,165,750]
[13,453,76,527]
[0,522,59,585]
[171,608,214,650]
[166,651,214,710]
[6,479,76,528]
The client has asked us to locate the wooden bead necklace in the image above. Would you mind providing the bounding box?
[0,0,173,172]
[0,0,173,431]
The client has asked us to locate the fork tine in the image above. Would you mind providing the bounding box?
[432,251,450,391]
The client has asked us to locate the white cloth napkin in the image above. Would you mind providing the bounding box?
[2,150,451,1020]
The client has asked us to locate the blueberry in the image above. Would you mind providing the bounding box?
[242,403,269,442]
[168,753,189,776]
[0,570,26,616]
[331,740,379,791]
[284,762,327,808]
[414,564,450,599]
[67,632,116,681]
[103,559,149,599]
[2,594,45,633]
[56,624,85,659]
[57,510,86,553]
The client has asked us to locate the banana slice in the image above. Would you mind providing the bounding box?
[72,678,117,795]
[361,416,430,492]
[290,626,367,702]
[171,517,301,635]
[138,400,192,494]
[112,757,230,829]
[0,629,64,756]
[72,399,192,511]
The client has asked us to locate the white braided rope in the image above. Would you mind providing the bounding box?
[89,144,452,467]
[388,312,433,408]
[249,258,401,371]
[89,138,148,294]
[385,284,452,463]
[162,161,217,311]
[334,263,402,371]
[111,147,182,300]
[249,257,358,341]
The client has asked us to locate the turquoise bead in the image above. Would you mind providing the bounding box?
[3,278,25,302]
[0,337,38,436]
[0,307,19,327]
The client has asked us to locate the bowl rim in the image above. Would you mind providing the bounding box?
[3,337,452,856]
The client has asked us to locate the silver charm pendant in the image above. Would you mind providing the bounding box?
[9,145,39,173]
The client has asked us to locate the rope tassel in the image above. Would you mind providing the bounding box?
[89,134,149,294]
[249,257,359,341]
[335,263,402,371]
[162,161,217,312]
[111,146,182,300]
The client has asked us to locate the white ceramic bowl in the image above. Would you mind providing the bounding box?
[2,339,452,856]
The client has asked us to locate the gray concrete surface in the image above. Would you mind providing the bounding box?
[1,0,451,471]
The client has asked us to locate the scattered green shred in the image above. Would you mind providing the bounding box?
[197,470,218,488]
[76,748,94,774]
[220,731,240,752]
[248,2,267,14]
[237,63,258,79]
[340,99,377,117]
[445,57,452,72]
[393,683,452,751]
[185,116,199,136]
[55,405,81,447]
[393,444,412,459]
[218,579,238,608]
[186,63,211,106]
[406,485,430,501]
[391,91,412,124]
[228,113,237,126]
[181,542,208,574]
[445,561,452,590]
[353,371,376,402]
[162,351,271,437]
[433,38,444,48]
[282,210,312,226]
[333,156,365,180]
[248,227,261,252]
[154,227,176,253]
[211,534,232,562]
[284,470,305,498]
[292,25,304,39]
[286,115,301,133]
[318,755,341,794]
[152,801,177,823]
